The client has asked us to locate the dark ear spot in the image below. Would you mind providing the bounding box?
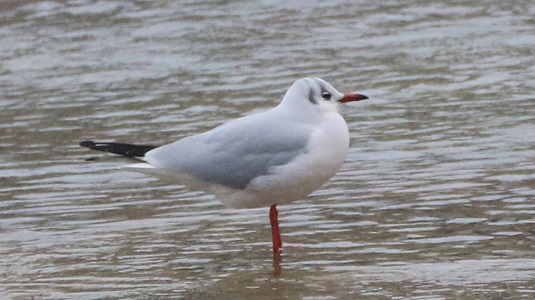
[304,80,317,104]
[308,88,316,104]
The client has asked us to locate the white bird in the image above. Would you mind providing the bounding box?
[80,78,368,255]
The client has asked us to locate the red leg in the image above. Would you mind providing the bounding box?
[270,204,282,253]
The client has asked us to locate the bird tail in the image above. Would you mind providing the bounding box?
[79,141,158,158]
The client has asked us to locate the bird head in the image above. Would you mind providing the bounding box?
[281,78,368,113]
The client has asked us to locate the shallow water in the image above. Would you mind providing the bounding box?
[1,0,534,299]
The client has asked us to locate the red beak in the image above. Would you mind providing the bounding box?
[339,93,369,103]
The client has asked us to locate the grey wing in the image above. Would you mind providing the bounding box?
[144,117,312,189]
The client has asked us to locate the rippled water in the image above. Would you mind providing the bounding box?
[1,0,534,299]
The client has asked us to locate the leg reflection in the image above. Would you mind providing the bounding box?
[272,250,282,277]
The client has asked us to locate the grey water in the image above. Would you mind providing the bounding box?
[1,0,534,299]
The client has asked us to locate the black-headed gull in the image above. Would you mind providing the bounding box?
[80,78,368,256]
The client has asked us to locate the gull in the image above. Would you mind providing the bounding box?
[80,78,368,257]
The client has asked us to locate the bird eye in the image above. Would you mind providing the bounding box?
[321,92,331,100]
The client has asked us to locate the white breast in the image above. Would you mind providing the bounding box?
[224,111,350,208]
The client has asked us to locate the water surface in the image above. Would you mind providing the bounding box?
[1,0,534,299]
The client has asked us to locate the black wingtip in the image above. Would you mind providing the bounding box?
[79,140,159,157]
[80,140,95,148]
